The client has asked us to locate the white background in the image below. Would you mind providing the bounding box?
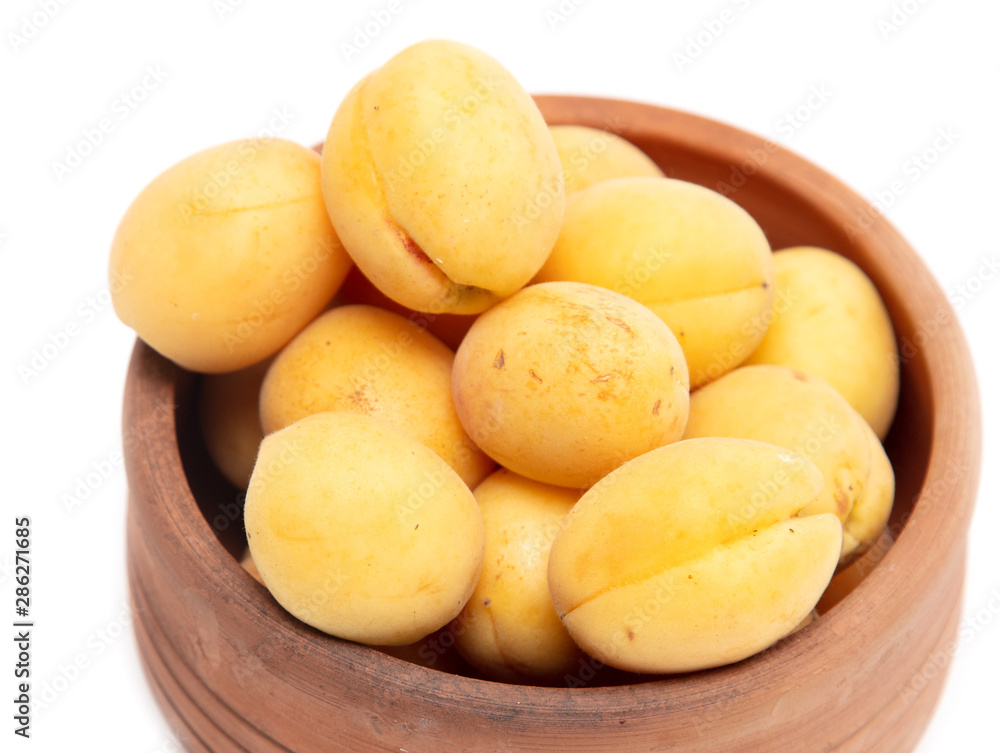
[2,0,997,750]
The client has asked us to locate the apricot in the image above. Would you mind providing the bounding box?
[547,437,841,673]
[244,411,485,645]
[453,469,583,683]
[259,305,493,488]
[452,281,689,488]
[110,138,350,372]
[745,247,899,438]
[199,359,269,489]
[534,177,774,387]
[322,40,563,315]
[684,365,893,564]
[549,125,664,194]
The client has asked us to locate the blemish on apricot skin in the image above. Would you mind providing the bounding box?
[792,370,809,382]
[494,349,505,369]
[652,400,661,416]
[627,630,635,641]
[530,370,543,383]
[393,224,434,266]
[833,487,851,516]
[606,316,635,337]
[592,374,614,383]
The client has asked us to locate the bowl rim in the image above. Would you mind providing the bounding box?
[124,94,982,749]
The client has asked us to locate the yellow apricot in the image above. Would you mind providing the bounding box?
[745,247,899,438]
[549,125,664,194]
[260,305,493,488]
[453,281,689,488]
[548,437,840,673]
[244,411,485,646]
[110,138,350,372]
[322,40,563,315]
[453,469,584,683]
[534,176,774,387]
[199,359,269,489]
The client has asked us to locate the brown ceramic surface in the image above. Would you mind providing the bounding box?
[124,96,981,752]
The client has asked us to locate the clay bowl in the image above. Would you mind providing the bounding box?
[124,96,981,752]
